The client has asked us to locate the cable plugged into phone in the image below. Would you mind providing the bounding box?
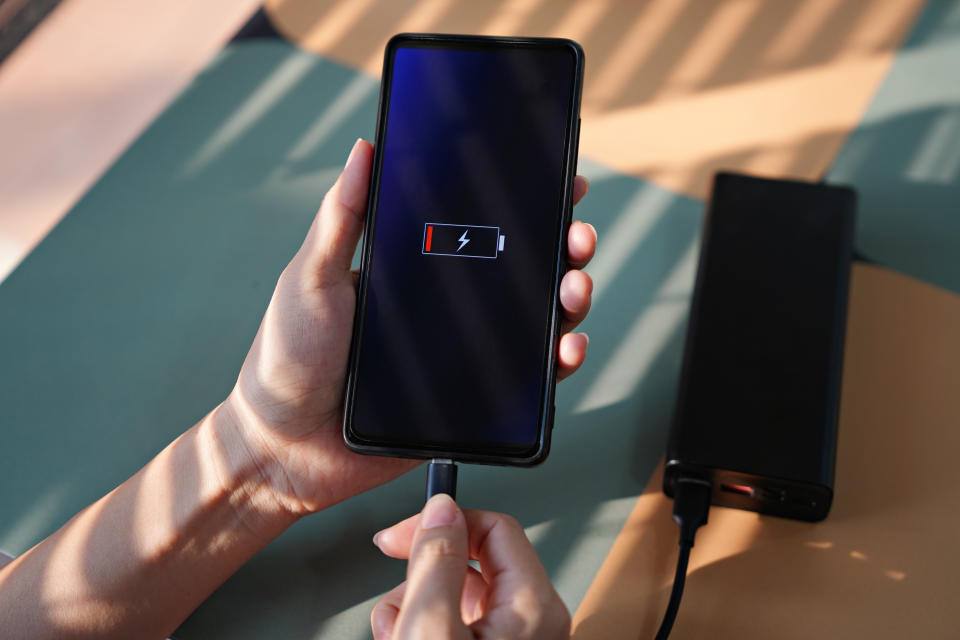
[425,458,458,502]
[654,476,711,640]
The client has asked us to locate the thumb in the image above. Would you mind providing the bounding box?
[394,494,471,639]
[301,138,373,276]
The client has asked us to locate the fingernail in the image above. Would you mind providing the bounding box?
[344,138,363,169]
[585,222,597,239]
[581,332,590,345]
[421,494,458,529]
[372,530,384,549]
[371,603,394,638]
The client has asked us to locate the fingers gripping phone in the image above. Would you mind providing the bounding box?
[343,34,584,465]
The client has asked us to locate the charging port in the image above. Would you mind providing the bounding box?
[721,483,755,498]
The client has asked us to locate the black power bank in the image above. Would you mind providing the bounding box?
[664,172,856,522]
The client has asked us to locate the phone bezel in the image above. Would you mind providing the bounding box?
[342,33,584,466]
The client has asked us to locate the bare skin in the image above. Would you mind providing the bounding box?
[371,496,572,640]
[0,139,596,639]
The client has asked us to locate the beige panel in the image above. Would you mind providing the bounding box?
[571,263,960,639]
[265,0,925,198]
[0,0,261,281]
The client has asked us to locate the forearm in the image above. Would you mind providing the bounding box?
[0,402,297,639]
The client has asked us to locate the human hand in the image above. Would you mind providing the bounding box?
[371,495,570,640]
[223,139,597,519]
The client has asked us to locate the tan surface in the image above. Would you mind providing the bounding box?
[571,262,960,639]
[265,0,924,199]
[0,0,260,281]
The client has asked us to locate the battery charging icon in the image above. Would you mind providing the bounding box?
[422,223,506,259]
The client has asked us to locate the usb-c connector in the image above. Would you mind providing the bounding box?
[425,458,458,502]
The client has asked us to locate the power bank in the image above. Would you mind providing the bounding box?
[664,172,856,522]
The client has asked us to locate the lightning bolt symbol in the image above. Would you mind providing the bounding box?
[457,229,470,252]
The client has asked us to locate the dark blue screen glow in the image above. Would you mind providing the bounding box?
[351,43,576,453]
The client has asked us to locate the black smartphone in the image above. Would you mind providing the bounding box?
[343,34,584,465]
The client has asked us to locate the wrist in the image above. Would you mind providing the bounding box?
[202,398,303,538]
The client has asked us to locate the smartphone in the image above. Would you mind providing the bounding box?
[343,34,584,465]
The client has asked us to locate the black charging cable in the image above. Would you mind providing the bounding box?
[654,477,712,640]
[425,458,458,501]
[422,461,707,638]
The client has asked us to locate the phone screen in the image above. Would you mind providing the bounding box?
[345,37,581,461]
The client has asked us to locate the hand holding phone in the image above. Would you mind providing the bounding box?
[224,136,593,519]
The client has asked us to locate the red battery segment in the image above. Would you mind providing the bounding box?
[422,223,506,259]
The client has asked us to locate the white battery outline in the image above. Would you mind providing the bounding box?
[421,223,506,259]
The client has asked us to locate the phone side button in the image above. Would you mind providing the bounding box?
[574,117,581,173]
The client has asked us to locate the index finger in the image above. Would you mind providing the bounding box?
[375,510,551,589]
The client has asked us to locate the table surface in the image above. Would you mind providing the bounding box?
[1,1,958,638]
